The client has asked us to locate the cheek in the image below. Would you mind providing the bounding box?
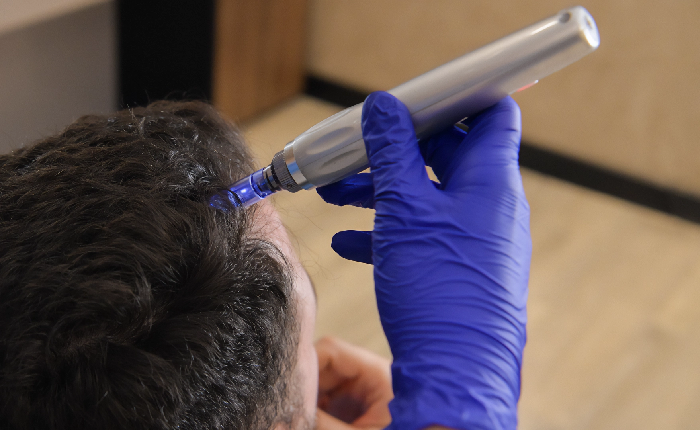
[298,304,318,413]
[302,342,319,406]
[299,313,318,409]
[291,328,318,424]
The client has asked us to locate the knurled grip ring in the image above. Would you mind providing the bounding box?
[271,150,302,193]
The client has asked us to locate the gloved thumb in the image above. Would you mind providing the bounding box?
[362,92,431,200]
[331,230,372,264]
[447,97,523,192]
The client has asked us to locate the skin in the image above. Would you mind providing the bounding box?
[255,201,449,430]
[253,201,319,428]
[315,337,392,429]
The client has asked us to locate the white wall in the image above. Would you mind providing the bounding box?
[0,1,116,153]
[0,0,109,35]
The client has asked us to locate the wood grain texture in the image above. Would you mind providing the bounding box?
[212,0,308,122]
[305,0,700,197]
[243,96,700,429]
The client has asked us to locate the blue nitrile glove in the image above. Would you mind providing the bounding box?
[316,91,531,430]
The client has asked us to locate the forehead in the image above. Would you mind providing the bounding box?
[248,200,294,262]
[249,201,316,303]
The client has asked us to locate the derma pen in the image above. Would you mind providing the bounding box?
[219,6,600,207]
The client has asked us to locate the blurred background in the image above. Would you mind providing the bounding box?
[1,0,699,428]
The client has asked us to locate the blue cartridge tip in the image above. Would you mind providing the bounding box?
[210,168,276,209]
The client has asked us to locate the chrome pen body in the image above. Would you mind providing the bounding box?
[223,6,600,207]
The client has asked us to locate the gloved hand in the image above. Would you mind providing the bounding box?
[317,92,531,430]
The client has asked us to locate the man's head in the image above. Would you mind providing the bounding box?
[0,101,317,429]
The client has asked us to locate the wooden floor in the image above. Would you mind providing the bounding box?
[242,96,700,430]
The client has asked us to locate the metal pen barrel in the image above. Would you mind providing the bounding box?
[276,6,598,192]
[225,6,599,206]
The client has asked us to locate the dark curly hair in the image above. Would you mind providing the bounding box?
[0,101,299,429]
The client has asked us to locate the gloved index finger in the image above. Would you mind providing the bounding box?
[316,173,375,208]
[362,92,433,201]
[419,125,469,184]
[422,97,522,192]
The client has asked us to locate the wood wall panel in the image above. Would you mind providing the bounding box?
[213,0,308,122]
[305,0,700,197]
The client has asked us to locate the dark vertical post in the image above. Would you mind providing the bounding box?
[118,0,215,107]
